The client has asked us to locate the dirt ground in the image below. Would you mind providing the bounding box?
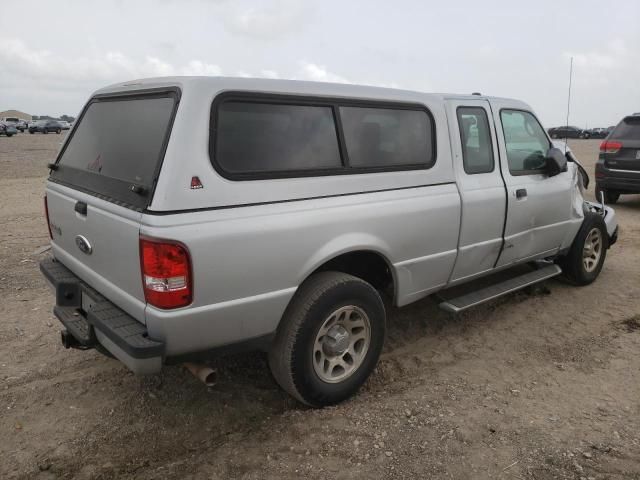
[1,133,639,480]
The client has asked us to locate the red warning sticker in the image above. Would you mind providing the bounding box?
[190,176,203,189]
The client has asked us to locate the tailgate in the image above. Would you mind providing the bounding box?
[605,139,640,171]
[44,88,180,324]
[46,182,147,323]
[606,116,640,171]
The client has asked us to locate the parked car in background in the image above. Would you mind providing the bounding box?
[3,117,27,132]
[0,121,18,137]
[41,77,618,407]
[29,120,63,134]
[596,113,640,203]
[586,128,608,139]
[548,125,590,139]
[58,121,71,130]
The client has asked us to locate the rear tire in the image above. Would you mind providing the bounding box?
[56,129,61,134]
[268,272,386,407]
[559,212,608,286]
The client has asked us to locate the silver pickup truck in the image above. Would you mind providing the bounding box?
[40,77,618,406]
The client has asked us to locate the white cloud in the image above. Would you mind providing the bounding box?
[564,38,637,73]
[181,60,222,76]
[298,62,351,84]
[259,69,280,79]
[296,62,403,89]
[224,0,309,39]
[0,38,222,89]
[1,37,363,91]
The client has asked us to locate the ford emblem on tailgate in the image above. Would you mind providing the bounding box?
[75,235,93,255]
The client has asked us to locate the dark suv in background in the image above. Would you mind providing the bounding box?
[595,113,640,203]
[548,125,590,139]
[29,120,63,134]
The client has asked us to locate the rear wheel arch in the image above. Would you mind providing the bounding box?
[303,249,396,302]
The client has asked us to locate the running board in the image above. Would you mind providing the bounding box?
[439,264,562,313]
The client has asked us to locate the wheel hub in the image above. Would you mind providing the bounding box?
[312,305,372,384]
[582,227,602,273]
[323,325,350,356]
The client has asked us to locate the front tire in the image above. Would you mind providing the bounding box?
[56,129,61,134]
[559,212,608,285]
[269,272,386,407]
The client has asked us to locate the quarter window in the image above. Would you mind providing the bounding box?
[456,107,494,174]
[500,110,550,174]
[215,101,342,174]
[339,106,434,168]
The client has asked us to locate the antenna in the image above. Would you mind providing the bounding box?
[564,56,573,153]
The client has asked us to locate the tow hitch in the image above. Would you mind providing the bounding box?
[60,329,91,350]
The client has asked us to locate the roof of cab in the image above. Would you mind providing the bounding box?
[92,76,527,108]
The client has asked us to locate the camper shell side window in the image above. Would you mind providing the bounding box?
[210,92,437,180]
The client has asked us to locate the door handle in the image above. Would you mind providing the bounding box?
[74,201,87,215]
[515,188,527,199]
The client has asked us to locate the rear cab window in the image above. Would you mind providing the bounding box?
[211,93,436,179]
[456,107,494,174]
[50,89,179,210]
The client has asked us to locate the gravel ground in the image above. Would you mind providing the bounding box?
[1,133,639,479]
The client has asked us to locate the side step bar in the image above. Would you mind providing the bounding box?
[439,264,562,313]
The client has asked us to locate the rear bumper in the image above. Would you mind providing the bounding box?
[40,257,164,374]
[596,165,640,193]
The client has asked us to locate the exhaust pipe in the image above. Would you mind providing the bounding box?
[184,362,217,387]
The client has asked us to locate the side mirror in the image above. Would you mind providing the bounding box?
[545,147,567,177]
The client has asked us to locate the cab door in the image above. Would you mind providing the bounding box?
[490,103,574,267]
[446,99,506,283]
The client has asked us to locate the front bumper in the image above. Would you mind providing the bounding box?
[40,257,164,374]
[584,201,619,246]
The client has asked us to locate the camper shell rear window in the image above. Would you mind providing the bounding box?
[49,88,179,210]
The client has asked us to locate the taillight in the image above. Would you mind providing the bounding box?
[44,195,53,239]
[600,140,622,154]
[140,237,192,309]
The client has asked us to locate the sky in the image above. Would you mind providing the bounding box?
[1,0,638,128]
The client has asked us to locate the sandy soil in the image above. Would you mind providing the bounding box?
[1,133,639,480]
